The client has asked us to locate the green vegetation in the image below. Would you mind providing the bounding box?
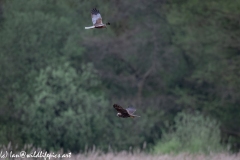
[18,63,109,152]
[153,112,223,154]
[0,0,239,153]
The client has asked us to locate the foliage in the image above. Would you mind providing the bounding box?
[166,0,240,151]
[153,112,223,154]
[0,0,239,153]
[0,0,83,147]
[15,63,109,152]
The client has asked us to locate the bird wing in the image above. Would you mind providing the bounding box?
[113,104,129,115]
[91,8,103,26]
[126,107,137,115]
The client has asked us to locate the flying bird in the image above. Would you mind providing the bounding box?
[113,104,140,118]
[85,8,110,29]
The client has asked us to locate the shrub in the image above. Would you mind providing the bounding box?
[153,112,223,154]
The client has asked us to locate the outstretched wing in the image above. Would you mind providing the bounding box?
[126,107,136,115]
[91,8,103,26]
[113,104,129,115]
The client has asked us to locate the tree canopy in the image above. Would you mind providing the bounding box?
[0,0,239,153]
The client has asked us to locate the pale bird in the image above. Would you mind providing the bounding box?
[85,8,110,29]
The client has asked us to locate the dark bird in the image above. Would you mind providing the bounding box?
[113,104,140,118]
[85,8,110,29]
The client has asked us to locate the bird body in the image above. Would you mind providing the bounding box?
[113,104,140,118]
[85,8,110,29]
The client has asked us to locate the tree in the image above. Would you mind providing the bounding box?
[166,0,240,151]
[16,63,109,152]
[0,0,83,147]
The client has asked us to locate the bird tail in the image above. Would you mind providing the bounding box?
[130,115,140,118]
[85,26,95,29]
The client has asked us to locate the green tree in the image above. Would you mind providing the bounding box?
[16,63,109,152]
[81,0,188,150]
[0,0,83,147]
[166,0,240,151]
[0,0,240,152]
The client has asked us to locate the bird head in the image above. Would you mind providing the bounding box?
[117,113,121,117]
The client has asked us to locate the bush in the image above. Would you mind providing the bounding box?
[153,112,223,154]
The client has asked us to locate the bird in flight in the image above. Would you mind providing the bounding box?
[113,104,140,118]
[85,8,110,29]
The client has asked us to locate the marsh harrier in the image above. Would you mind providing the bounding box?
[113,104,140,118]
[85,8,110,29]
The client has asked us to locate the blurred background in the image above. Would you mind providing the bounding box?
[0,0,239,154]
